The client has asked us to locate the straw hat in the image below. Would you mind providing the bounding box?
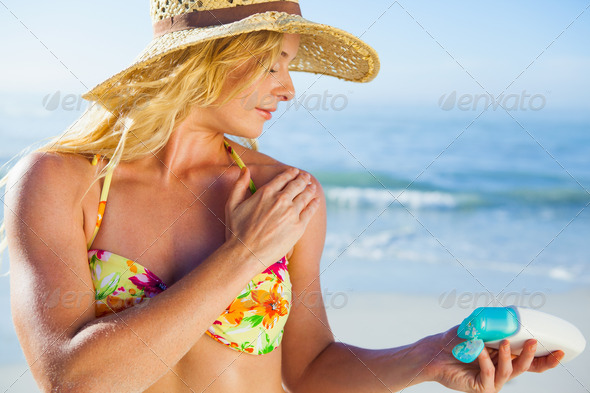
[82,0,380,101]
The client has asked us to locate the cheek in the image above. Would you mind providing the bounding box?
[240,92,259,111]
[258,90,275,108]
[239,82,273,110]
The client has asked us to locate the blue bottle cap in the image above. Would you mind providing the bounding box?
[457,307,519,342]
[452,339,485,363]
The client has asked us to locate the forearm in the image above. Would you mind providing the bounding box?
[57,240,262,393]
[292,340,433,393]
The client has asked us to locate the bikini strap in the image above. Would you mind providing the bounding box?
[223,140,257,194]
[87,155,114,250]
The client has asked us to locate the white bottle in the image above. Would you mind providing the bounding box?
[455,306,586,363]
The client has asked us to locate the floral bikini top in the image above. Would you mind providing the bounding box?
[87,141,292,355]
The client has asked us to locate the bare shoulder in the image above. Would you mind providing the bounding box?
[227,140,324,193]
[6,151,97,208]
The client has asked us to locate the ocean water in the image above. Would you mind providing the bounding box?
[258,108,590,296]
[1,104,589,364]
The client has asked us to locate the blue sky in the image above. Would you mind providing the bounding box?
[0,1,588,123]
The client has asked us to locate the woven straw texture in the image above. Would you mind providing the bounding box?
[82,1,380,101]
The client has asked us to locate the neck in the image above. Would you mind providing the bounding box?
[149,114,233,180]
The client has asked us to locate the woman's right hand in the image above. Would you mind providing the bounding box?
[224,166,319,267]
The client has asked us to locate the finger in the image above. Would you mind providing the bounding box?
[495,340,513,389]
[292,181,316,212]
[477,344,496,389]
[529,350,564,373]
[226,167,252,211]
[487,347,499,363]
[262,167,300,194]
[279,171,311,200]
[512,339,537,376]
[298,197,320,225]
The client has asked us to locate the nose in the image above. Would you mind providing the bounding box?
[273,70,295,102]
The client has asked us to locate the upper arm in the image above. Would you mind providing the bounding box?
[281,174,334,389]
[5,152,96,386]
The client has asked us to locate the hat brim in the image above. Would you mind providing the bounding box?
[82,12,380,101]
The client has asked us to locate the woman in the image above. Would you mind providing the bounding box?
[1,1,562,392]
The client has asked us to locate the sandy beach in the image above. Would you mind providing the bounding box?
[1,289,588,393]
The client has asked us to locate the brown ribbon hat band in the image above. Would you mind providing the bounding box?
[153,1,302,38]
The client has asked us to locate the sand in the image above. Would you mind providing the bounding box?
[1,289,588,393]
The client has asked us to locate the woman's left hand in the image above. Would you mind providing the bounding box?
[422,326,564,393]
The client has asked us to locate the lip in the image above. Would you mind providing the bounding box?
[255,107,275,120]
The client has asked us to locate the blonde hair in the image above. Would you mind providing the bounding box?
[0,30,285,274]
